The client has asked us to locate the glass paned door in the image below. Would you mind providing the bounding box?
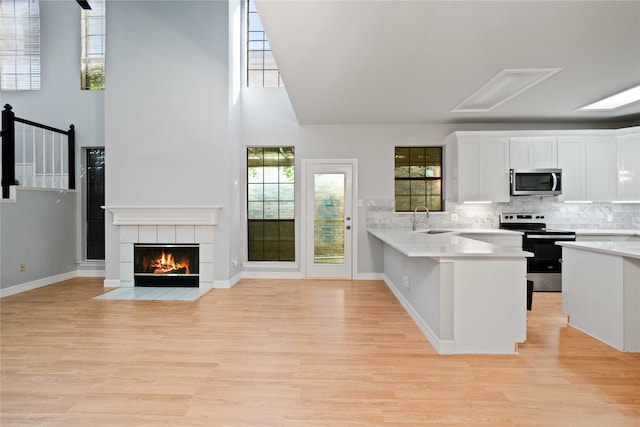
[313,173,345,265]
[305,162,354,278]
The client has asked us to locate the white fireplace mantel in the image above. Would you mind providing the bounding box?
[104,206,222,225]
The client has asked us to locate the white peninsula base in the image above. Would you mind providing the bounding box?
[370,230,529,355]
[559,242,640,353]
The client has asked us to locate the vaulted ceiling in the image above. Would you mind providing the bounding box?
[255,0,640,125]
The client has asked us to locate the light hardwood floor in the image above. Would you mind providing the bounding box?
[1,277,639,426]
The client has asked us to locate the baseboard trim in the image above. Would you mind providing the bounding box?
[0,271,77,298]
[356,273,384,281]
[213,272,242,289]
[241,271,305,279]
[381,274,454,354]
[103,279,121,287]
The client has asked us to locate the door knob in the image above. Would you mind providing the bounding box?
[346,217,351,221]
[346,225,351,230]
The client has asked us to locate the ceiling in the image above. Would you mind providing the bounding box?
[254,0,640,125]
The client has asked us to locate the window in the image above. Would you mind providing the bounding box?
[80,0,105,90]
[247,0,283,88]
[247,147,294,261]
[86,148,105,260]
[0,0,40,91]
[394,147,443,212]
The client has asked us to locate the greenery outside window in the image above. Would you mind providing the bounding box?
[80,0,105,90]
[395,147,443,212]
[247,147,294,261]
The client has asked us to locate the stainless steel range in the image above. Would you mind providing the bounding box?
[499,213,576,292]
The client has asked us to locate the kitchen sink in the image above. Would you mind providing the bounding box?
[416,229,453,234]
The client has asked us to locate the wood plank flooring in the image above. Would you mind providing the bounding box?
[1,277,639,426]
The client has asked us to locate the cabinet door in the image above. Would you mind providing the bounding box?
[616,133,640,201]
[510,137,557,169]
[557,138,585,201]
[531,137,557,168]
[510,138,531,169]
[457,137,509,202]
[457,139,481,201]
[585,137,616,201]
[479,138,510,202]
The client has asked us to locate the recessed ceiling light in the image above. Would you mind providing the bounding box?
[578,84,640,110]
[451,68,561,113]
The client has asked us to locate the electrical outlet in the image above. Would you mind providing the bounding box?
[607,214,613,222]
[450,213,459,222]
[19,263,25,272]
[403,276,410,289]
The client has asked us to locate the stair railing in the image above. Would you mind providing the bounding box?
[1,104,75,199]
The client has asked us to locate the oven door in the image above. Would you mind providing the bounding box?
[523,234,575,292]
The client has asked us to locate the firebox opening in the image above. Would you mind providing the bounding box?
[134,244,199,287]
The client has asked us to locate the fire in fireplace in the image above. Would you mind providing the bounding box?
[134,244,199,287]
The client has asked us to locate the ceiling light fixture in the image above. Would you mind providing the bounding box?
[451,68,561,113]
[578,84,640,110]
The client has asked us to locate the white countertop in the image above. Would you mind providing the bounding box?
[368,229,531,258]
[567,229,640,236]
[558,241,640,260]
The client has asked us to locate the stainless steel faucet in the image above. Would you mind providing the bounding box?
[413,206,430,231]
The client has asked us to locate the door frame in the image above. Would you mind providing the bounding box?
[301,159,358,279]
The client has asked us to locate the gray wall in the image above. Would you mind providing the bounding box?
[0,188,77,289]
[1,1,104,290]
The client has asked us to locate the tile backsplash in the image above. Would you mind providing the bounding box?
[366,198,640,230]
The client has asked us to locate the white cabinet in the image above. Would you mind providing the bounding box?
[557,136,616,201]
[586,136,617,201]
[446,134,510,202]
[557,137,585,201]
[616,131,640,201]
[510,137,557,169]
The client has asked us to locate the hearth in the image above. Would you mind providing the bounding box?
[134,244,199,287]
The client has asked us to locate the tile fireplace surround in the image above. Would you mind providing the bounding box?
[105,206,222,289]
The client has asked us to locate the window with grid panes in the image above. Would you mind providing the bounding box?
[247,147,294,261]
[0,0,40,91]
[80,0,105,90]
[394,147,443,212]
[247,0,284,87]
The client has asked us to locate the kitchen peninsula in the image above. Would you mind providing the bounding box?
[558,241,640,352]
[368,229,532,355]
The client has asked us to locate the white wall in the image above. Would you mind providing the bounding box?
[104,0,235,282]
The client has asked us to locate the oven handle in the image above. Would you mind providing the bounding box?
[525,235,576,240]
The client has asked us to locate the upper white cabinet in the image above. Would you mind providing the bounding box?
[557,135,616,201]
[557,137,585,201]
[510,137,557,169]
[446,127,639,203]
[616,130,640,201]
[446,133,510,202]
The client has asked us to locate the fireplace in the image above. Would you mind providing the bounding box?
[134,244,199,287]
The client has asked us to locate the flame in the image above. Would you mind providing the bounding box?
[150,251,190,274]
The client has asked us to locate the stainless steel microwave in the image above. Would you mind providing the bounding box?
[510,169,562,196]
